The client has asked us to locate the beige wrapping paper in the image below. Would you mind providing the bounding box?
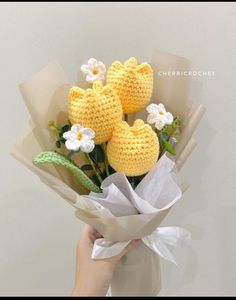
[151,51,192,121]
[11,51,205,296]
[110,243,162,296]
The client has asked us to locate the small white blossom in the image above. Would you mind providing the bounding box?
[146,103,174,131]
[63,124,95,153]
[81,58,106,83]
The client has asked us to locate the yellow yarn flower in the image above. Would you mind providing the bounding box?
[68,81,123,144]
[107,57,153,114]
[107,119,159,176]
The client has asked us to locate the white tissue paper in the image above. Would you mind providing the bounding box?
[68,153,190,295]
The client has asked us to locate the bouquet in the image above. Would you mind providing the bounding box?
[11,51,205,296]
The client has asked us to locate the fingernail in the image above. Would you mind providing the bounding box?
[132,239,141,245]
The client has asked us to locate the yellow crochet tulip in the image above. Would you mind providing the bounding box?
[68,81,123,144]
[107,57,153,114]
[107,119,159,176]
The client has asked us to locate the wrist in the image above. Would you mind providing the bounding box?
[72,261,115,296]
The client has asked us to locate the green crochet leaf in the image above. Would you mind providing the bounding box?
[159,132,176,156]
[161,139,176,155]
[33,151,101,193]
[161,117,181,137]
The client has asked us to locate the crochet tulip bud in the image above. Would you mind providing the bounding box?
[107,57,153,114]
[68,81,123,144]
[107,119,159,176]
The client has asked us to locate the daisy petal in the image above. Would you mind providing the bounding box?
[71,124,82,133]
[80,128,95,139]
[158,103,166,113]
[86,74,97,83]
[81,64,91,75]
[63,131,77,140]
[156,114,166,123]
[97,61,106,73]
[165,112,174,124]
[146,103,159,114]
[147,113,158,124]
[88,58,98,68]
[80,139,95,153]
[155,120,165,131]
[65,140,81,151]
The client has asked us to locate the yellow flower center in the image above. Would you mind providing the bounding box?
[159,111,164,116]
[77,132,83,141]
[92,69,98,75]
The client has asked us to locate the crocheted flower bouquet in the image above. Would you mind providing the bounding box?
[12,52,205,296]
[34,57,180,185]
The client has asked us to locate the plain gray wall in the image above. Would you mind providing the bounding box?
[0,2,236,296]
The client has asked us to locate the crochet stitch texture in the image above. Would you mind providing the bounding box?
[107,119,159,176]
[68,81,123,144]
[107,57,153,114]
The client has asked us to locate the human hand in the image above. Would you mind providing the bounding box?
[71,225,140,296]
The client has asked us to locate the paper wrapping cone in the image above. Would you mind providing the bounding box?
[11,52,205,296]
[17,61,88,194]
[129,50,206,168]
[110,243,162,296]
[151,50,192,121]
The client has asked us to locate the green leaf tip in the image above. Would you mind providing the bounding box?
[33,151,101,193]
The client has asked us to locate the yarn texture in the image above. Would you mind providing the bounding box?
[68,81,123,144]
[107,57,153,114]
[107,119,159,176]
[33,151,100,192]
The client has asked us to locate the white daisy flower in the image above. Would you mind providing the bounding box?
[63,124,95,153]
[146,103,174,131]
[81,58,106,83]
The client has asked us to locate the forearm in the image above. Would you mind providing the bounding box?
[72,260,115,296]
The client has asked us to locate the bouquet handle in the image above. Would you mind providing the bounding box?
[110,242,161,296]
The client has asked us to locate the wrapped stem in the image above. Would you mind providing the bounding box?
[102,143,110,177]
[84,153,103,184]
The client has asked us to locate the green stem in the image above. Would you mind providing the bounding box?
[67,150,77,159]
[49,123,61,133]
[102,143,110,177]
[155,129,164,158]
[88,153,104,178]
[131,176,135,189]
[85,153,103,184]
[54,125,61,133]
